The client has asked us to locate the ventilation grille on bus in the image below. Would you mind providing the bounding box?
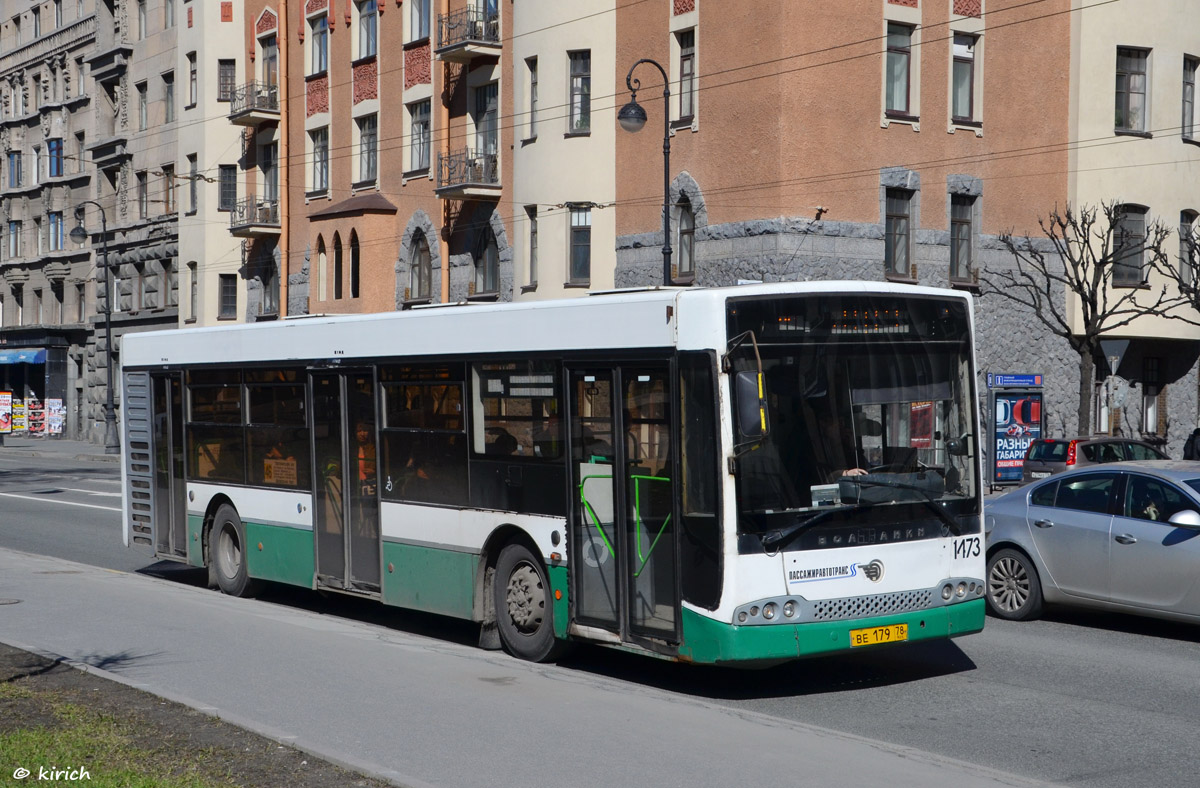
[123,371,155,546]
[810,589,934,622]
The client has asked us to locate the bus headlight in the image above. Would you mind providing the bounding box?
[737,611,748,623]
[783,600,796,618]
[762,602,777,620]
[942,584,953,600]
[956,582,967,597]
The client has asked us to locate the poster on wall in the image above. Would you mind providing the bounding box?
[27,399,45,434]
[0,392,11,434]
[909,401,933,448]
[11,399,26,433]
[992,392,1043,483]
[46,399,64,435]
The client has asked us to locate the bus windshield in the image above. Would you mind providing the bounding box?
[728,294,979,545]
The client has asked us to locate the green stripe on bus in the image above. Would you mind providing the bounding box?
[186,514,205,568]
[382,542,477,620]
[548,564,569,639]
[678,598,986,665]
[244,522,315,588]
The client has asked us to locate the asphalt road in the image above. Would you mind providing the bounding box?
[3,453,1198,787]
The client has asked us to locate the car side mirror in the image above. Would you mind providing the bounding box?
[1167,509,1200,528]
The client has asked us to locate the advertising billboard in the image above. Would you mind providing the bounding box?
[992,391,1043,483]
[0,392,10,434]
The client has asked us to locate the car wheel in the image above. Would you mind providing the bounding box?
[986,547,1043,621]
[493,543,567,662]
[211,504,262,598]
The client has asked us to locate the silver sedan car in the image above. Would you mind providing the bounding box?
[985,461,1200,622]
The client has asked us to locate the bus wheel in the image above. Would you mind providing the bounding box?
[212,504,261,598]
[494,543,565,662]
[986,548,1043,621]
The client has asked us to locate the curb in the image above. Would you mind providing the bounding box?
[0,449,119,464]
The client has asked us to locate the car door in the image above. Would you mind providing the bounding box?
[1025,471,1118,600]
[1109,473,1200,614]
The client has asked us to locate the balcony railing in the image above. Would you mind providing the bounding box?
[436,148,500,197]
[229,82,280,124]
[435,7,500,61]
[229,196,281,235]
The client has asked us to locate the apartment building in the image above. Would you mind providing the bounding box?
[0,0,97,439]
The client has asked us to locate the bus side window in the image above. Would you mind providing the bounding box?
[379,364,468,505]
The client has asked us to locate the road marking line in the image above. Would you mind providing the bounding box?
[0,492,121,512]
[57,488,122,498]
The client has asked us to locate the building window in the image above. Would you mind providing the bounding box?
[34,218,43,255]
[31,146,41,185]
[676,196,695,280]
[217,60,236,102]
[261,142,279,201]
[952,34,976,122]
[6,150,21,187]
[410,230,431,301]
[569,51,591,132]
[410,0,429,41]
[76,282,85,323]
[218,164,237,211]
[137,82,148,130]
[187,52,197,107]
[526,205,538,286]
[310,15,329,75]
[33,7,41,38]
[137,0,146,39]
[8,221,21,258]
[164,72,175,122]
[569,206,591,284]
[474,228,498,295]
[138,172,149,218]
[49,212,64,251]
[358,114,378,184]
[410,100,431,171]
[1143,357,1160,434]
[1116,48,1149,133]
[75,133,85,173]
[886,23,913,116]
[261,36,279,86]
[317,236,327,301]
[165,0,175,28]
[54,0,62,29]
[48,138,63,178]
[12,80,24,116]
[526,57,538,138]
[33,289,42,324]
[678,29,695,120]
[1180,210,1198,288]
[950,196,974,280]
[350,231,361,298]
[358,0,377,59]
[187,154,198,212]
[218,273,237,319]
[310,127,329,193]
[1185,57,1198,141]
[333,233,343,299]
[163,164,176,213]
[885,189,911,276]
[475,82,499,156]
[187,261,197,319]
[1114,204,1147,286]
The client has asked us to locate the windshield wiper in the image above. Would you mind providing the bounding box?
[760,508,845,552]
[847,477,964,536]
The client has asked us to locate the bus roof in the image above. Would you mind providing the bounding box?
[121,281,971,369]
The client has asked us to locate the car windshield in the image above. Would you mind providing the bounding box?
[727,294,980,544]
[1028,441,1069,461]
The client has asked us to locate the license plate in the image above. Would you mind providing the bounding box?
[849,623,908,647]
[1031,471,1050,479]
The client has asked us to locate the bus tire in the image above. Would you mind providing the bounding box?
[494,543,565,662]
[212,504,261,598]
[986,547,1043,621]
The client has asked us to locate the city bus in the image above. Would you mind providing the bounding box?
[120,282,985,665]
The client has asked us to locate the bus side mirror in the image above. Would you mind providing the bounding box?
[735,371,770,440]
[946,434,969,456]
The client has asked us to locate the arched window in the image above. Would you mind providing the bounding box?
[350,230,360,298]
[474,227,498,295]
[676,195,695,281]
[316,236,327,302]
[333,232,343,299]
[410,230,431,301]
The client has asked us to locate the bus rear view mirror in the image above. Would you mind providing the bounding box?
[946,434,969,456]
[735,371,770,440]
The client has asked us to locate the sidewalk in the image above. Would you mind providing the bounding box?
[0,435,119,464]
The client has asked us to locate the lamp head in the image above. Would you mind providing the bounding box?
[617,98,647,133]
[69,223,88,245]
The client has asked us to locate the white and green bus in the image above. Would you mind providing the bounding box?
[120,282,985,665]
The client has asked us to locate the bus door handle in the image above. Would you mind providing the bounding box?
[1034,519,1054,529]
[1114,533,1137,545]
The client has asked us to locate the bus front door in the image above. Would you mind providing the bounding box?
[568,364,680,648]
[311,370,381,594]
[150,372,186,559]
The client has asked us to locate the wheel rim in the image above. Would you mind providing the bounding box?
[218,524,241,581]
[505,560,545,634]
[988,556,1031,613]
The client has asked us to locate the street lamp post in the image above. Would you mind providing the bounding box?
[618,58,673,287]
[69,201,119,455]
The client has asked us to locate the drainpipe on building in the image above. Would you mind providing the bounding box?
[439,0,451,304]
[279,0,290,317]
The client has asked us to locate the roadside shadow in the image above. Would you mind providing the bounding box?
[136,562,209,588]
[1035,607,1200,644]
[2,648,168,681]
[558,636,978,701]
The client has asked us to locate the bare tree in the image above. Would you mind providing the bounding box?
[982,202,1173,435]
[1148,212,1200,324]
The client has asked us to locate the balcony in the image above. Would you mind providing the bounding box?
[229,196,281,237]
[434,8,501,63]
[87,44,133,83]
[229,82,280,126]
[435,148,500,199]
